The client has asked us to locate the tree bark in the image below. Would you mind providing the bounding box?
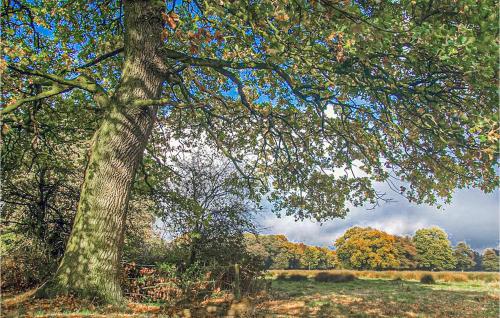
[36,0,166,304]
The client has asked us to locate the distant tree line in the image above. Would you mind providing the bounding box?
[244,234,338,270]
[246,226,499,272]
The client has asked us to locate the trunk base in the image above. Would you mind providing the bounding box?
[34,275,123,305]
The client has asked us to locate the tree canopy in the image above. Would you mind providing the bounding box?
[453,241,476,271]
[413,227,456,271]
[482,249,500,272]
[335,226,401,270]
[3,0,498,221]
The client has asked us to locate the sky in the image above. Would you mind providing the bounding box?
[257,187,499,251]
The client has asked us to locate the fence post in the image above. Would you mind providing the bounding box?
[234,263,241,301]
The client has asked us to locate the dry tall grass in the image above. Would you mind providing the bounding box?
[269,269,500,283]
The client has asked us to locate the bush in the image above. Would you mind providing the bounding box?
[122,262,214,304]
[314,272,356,283]
[0,234,59,291]
[276,273,309,281]
[420,274,435,284]
[123,259,265,304]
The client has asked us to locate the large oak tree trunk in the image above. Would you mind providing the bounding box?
[37,0,166,303]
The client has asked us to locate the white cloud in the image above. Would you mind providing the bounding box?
[324,103,338,119]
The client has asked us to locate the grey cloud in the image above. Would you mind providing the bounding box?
[257,188,499,251]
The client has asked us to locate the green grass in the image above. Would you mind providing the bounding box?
[255,276,500,317]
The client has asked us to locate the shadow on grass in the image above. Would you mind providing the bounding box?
[256,278,499,318]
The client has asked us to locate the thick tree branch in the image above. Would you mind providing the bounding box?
[7,65,111,109]
[132,98,208,110]
[75,47,124,70]
[163,48,271,70]
[2,84,72,115]
[163,48,326,108]
[8,66,107,95]
[213,67,256,115]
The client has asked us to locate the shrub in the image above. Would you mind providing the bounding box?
[314,272,356,283]
[288,274,309,281]
[276,273,308,281]
[0,235,59,291]
[123,260,265,304]
[276,273,288,281]
[420,274,435,284]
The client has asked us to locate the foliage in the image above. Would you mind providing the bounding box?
[481,249,499,272]
[393,235,418,270]
[454,242,476,271]
[3,0,498,224]
[420,274,436,284]
[335,227,400,270]
[313,272,356,283]
[0,233,58,291]
[122,260,263,305]
[1,104,94,259]
[473,250,483,271]
[244,233,337,270]
[122,207,170,265]
[413,227,456,271]
[122,262,212,304]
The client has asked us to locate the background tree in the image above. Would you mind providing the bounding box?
[243,234,270,266]
[3,0,498,303]
[302,246,322,270]
[473,251,483,271]
[335,227,400,270]
[481,249,499,272]
[256,235,292,269]
[154,142,257,268]
[243,234,336,270]
[394,235,418,270]
[453,242,476,271]
[320,248,339,270]
[413,227,456,271]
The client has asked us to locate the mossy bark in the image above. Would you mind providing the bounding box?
[36,0,167,304]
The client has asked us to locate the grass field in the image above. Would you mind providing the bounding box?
[2,270,499,317]
[256,270,500,317]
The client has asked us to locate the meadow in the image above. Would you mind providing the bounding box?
[257,270,500,317]
[2,270,499,317]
